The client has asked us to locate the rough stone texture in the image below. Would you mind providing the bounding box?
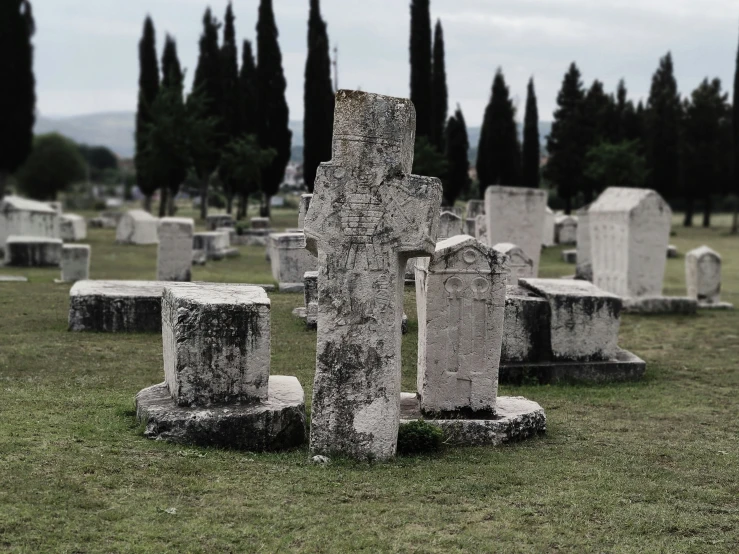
[484,186,547,275]
[622,296,698,315]
[298,194,313,229]
[575,203,592,280]
[116,210,159,245]
[589,187,671,298]
[206,214,234,231]
[519,278,621,361]
[304,90,442,460]
[437,211,464,240]
[493,242,533,286]
[475,214,488,246]
[0,196,59,253]
[162,284,270,407]
[69,280,165,332]
[135,376,306,451]
[466,199,484,220]
[667,245,678,259]
[270,233,317,291]
[501,284,644,383]
[562,249,577,264]
[6,236,63,267]
[59,214,87,241]
[542,207,555,247]
[193,231,230,260]
[46,201,63,215]
[60,244,90,282]
[555,214,577,245]
[400,393,545,446]
[685,246,732,309]
[157,218,194,282]
[415,235,507,415]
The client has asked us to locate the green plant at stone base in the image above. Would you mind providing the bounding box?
[397,420,444,455]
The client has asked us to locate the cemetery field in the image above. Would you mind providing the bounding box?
[1,213,738,553]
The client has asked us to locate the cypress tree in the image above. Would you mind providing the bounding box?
[191,8,222,219]
[0,0,35,199]
[256,0,292,216]
[545,63,587,213]
[135,16,160,212]
[160,35,185,217]
[475,68,520,195]
[582,80,613,201]
[733,25,739,233]
[522,78,540,188]
[220,3,241,215]
[645,52,682,200]
[303,0,335,192]
[431,20,448,152]
[444,106,470,206]
[237,40,258,219]
[409,0,432,141]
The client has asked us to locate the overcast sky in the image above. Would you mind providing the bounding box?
[35,0,738,124]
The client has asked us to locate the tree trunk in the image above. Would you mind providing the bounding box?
[237,193,249,220]
[702,194,711,228]
[683,197,693,227]
[226,193,234,216]
[158,188,168,217]
[262,195,271,217]
[168,189,177,216]
[564,195,571,215]
[731,206,739,234]
[0,170,8,199]
[143,195,153,213]
[199,174,209,221]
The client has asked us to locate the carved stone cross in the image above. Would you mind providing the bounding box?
[304,90,442,460]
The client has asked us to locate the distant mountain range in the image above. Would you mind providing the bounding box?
[35,112,551,161]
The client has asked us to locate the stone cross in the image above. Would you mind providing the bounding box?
[304,90,442,460]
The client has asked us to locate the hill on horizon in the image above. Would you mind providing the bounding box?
[35,112,551,161]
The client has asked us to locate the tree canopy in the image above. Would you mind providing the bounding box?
[16,133,86,200]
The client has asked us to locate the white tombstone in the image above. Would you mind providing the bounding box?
[466,199,484,220]
[685,246,731,308]
[588,187,671,298]
[415,235,507,414]
[575,203,592,280]
[162,283,271,406]
[157,218,194,282]
[60,244,90,282]
[542,207,556,247]
[475,214,488,246]
[555,214,577,245]
[6,236,62,267]
[438,211,464,240]
[269,233,318,292]
[59,214,87,241]
[193,231,230,260]
[304,90,442,460]
[484,186,547,275]
[298,194,313,229]
[493,243,533,286]
[116,210,159,245]
[46,201,63,215]
[0,196,59,253]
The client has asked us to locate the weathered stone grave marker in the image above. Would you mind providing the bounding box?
[304,90,442,460]
[685,246,732,309]
[157,217,194,282]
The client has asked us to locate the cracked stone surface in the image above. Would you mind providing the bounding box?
[555,215,577,245]
[304,90,442,460]
[162,283,270,407]
[157,218,194,282]
[136,376,306,451]
[415,235,506,415]
[484,186,547,275]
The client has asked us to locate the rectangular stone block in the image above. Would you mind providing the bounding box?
[61,244,90,282]
[158,218,194,281]
[250,217,271,230]
[519,278,621,361]
[269,232,317,290]
[502,286,551,363]
[116,210,159,245]
[59,214,87,241]
[6,236,63,267]
[0,196,59,253]
[162,283,270,407]
[193,231,229,260]
[416,236,507,414]
[69,280,164,332]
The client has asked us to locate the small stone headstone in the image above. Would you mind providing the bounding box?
[59,214,87,241]
[475,214,488,246]
[269,233,317,292]
[251,217,271,230]
[438,211,464,240]
[60,244,90,282]
[542,207,555,247]
[304,90,442,460]
[6,236,62,267]
[685,246,730,308]
[466,199,484,220]
[493,243,533,286]
[555,215,577,245]
[158,218,194,282]
[116,210,158,245]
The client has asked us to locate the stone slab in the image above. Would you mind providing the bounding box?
[622,296,697,315]
[400,394,546,447]
[157,218,194,282]
[499,348,646,384]
[0,275,28,282]
[116,210,158,245]
[60,244,90,283]
[135,376,306,451]
[69,280,164,332]
[6,236,63,267]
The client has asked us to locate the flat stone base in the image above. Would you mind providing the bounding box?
[69,280,164,332]
[623,296,697,315]
[499,347,645,384]
[280,282,304,293]
[135,376,307,451]
[400,393,546,447]
[698,301,734,310]
[0,275,28,282]
[561,249,577,264]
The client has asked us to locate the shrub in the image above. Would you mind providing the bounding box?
[397,420,443,455]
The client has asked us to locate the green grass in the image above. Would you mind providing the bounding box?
[1,213,738,552]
